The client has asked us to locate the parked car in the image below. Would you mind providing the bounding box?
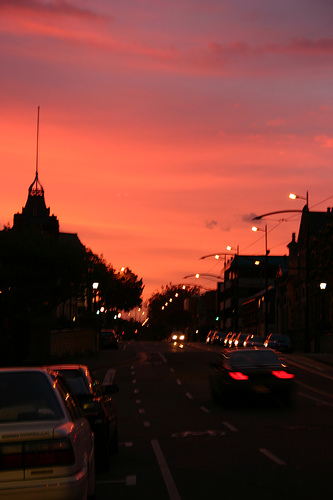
[100,329,119,349]
[48,364,119,472]
[209,347,295,406]
[243,335,265,347]
[227,333,238,348]
[264,334,293,353]
[206,330,216,344]
[211,331,228,345]
[223,332,234,347]
[233,333,248,348]
[0,367,95,500]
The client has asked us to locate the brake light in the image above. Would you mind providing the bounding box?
[229,372,249,380]
[0,443,23,469]
[0,439,75,470]
[272,371,294,379]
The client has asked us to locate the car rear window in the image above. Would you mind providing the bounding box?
[229,350,280,368]
[0,371,64,422]
[57,370,91,396]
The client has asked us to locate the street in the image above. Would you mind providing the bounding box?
[89,341,333,499]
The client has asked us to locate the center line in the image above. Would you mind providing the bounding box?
[260,448,286,466]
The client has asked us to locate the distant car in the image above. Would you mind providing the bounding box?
[48,364,119,472]
[233,333,248,348]
[206,330,216,344]
[170,332,185,343]
[100,329,119,349]
[243,335,264,348]
[209,347,295,406]
[264,334,293,353]
[227,333,238,348]
[0,367,95,500]
[211,331,228,346]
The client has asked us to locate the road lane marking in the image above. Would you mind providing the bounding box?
[144,421,151,427]
[132,379,136,384]
[298,391,333,407]
[223,421,238,432]
[260,448,286,466]
[139,408,145,414]
[151,439,182,500]
[176,379,182,385]
[159,353,167,363]
[136,399,141,404]
[97,475,136,486]
[186,392,194,400]
[200,406,210,413]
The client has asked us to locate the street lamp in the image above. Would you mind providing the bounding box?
[252,224,269,338]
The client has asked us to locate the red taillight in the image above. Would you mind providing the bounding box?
[0,443,23,469]
[272,371,294,379]
[229,372,249,381]
[0,439,75,470]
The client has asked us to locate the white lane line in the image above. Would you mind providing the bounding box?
[102,369,116,385]
[186,392,194,400]
[136,399,141,404]
[144,421,151,427]
[260,448,286,466]
[134,389,139,394]
[159,353,167,363]
[151,439,182,500]
[298,391,333,407]
[223,421,238,432]
[176,379,182,385]
[170,368,174,373]
[139,408,145,414]
[97,475,136,486]
[200,406,211,413]
[132,379,137,384]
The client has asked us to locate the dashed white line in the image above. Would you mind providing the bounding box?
[200,406,211,413]
[186,392,194,400]
[223,421,238,432]
[176,379,182,385]
[151,439,182,500]
[260,448,286,466]
[143,421,151,427]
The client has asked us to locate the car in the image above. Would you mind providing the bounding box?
[223,332,234,347]
[264,334,293,353]
[209,347,295,406]
[170,332,185,343]
[243,334,265,347]
[100,329,119,349]
[233,332,248,348]
[211,331,228,345]
[48,364,119,472]
[0,367,95,500]
[206,330,216,344]
[227,333,238,348]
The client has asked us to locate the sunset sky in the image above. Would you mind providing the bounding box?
[1,0,332,303]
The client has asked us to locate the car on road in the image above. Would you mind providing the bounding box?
[48,364,119,472]
[243,334,265,347]
[233,332,248,348]
[211,331,228,345]
[100,329,119,349]
[0,367,95,500]
[209,347,295,406]
[170,332,185,344]
[264,333,293,353]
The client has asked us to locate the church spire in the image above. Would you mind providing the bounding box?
[28,106,44,197]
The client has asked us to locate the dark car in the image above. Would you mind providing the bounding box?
[212,331,228,345]
[100,329,119,349]
[243,335,265,347]
[206,330,216,344]
[209,347,295,406]
[264,334,293,353]
[233,333,248,348]
[48,364,119,472]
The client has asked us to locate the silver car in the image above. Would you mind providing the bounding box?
[0,367,95,500]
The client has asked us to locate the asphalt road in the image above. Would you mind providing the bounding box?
[83,341,333,500]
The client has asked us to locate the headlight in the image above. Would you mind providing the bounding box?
[179,335,185,341]
[172,335,178,340]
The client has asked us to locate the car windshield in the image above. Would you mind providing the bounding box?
[228,350,280,368]
[57,369,91,396]
[0,371,64,422]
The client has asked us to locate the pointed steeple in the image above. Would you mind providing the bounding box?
[13,107,59,236]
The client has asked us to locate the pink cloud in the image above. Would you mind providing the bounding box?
[315,135,333,148]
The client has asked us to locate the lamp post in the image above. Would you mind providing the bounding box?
[252,224,269,338]
[289,191,310,352]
